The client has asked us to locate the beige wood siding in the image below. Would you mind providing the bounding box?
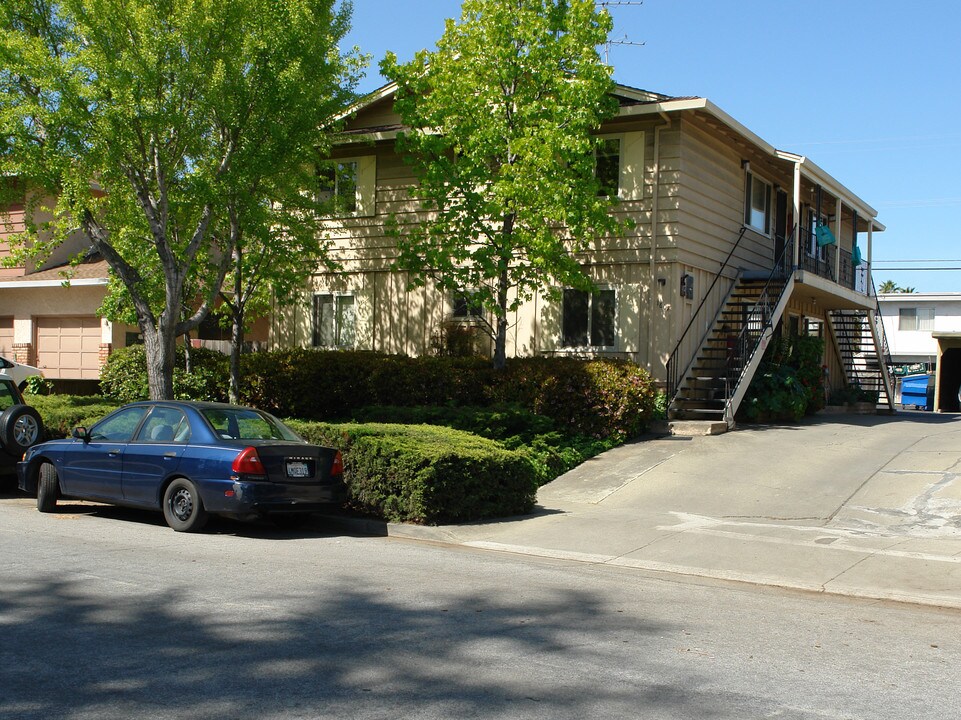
[345,96,402,131]
[36,316,102,380]
[675,115,774,271]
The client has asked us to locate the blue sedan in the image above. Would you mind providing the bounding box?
[18,401,346,532]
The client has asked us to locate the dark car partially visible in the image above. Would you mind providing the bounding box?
[18,401,346,532]
[0,377,44,483]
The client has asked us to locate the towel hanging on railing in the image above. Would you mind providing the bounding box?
[816,224,837,247]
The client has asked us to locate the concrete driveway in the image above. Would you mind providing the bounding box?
[380,411,961,609]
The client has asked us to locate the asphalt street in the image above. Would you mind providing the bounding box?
[2,491,960,720]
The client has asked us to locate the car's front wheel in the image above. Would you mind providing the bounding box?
[37,463,60,513]
[162,478,208,533]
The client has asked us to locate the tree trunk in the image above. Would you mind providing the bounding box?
[493,265,510,371]
[229,305,244,405]
[142,320,177,400]
[492,217,514,371]
[228,242,245,405]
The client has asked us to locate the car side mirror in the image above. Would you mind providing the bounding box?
[72,426,89,442]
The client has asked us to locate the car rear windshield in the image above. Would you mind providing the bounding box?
[201,407,304,442]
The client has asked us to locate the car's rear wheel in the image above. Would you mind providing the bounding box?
[37,463,59,513]
[162,478,208,533]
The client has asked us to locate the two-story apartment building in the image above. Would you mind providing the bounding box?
[271,81,894,428]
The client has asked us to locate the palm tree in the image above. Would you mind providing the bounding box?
[878,279,899,293]
[899,286,917,293]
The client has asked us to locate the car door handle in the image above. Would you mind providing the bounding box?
[164,452,177,458]
[108,449,121,457]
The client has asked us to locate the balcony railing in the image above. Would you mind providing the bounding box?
[797,226,859,292]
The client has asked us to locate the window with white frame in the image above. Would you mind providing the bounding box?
[314,155,376,216]
[898,307,935,332]
[452,289,483,319]
[595,138,621,198]
[744,171,772,234]
[312,294,356,348]
[562,288,616,348]
[316,161,359,214]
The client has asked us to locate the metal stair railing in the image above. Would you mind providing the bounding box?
[868,273,896,407]
[830,310,867,387]
[869,274,892,365]
[667,226,748,401]
[722,227,797,410]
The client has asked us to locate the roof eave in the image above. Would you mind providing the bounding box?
[619,98,882,226]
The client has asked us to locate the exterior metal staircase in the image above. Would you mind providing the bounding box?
[826,306,896,411]
[670,274,794,425]
[668,227,796,429]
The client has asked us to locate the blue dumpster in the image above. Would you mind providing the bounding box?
[900,373,933,411]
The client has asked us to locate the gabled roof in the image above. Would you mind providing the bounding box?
[337,80,882,225]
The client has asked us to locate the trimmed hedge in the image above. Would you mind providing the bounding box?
[100,347,656,442]
[26,394,121,439]
[288,420,539,524]
[241,351,655,441]
[352,404,614,486]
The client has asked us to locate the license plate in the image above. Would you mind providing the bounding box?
[286,461,310,478]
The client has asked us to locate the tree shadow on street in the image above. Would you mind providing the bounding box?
[0,567,751,720]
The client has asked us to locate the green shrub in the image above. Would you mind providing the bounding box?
[739,334,826,422]
[242,349,656,442]
[352,404,613,485]
[495,357,657,440]
[828,384,878,405]
[241,348,383,418]
[24,375,54,396]
[100,344,229,403]
[26,394,120,438]
[738,364,808,422]
[287,420,538,524]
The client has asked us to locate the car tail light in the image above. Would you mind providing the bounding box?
[331,451,344,477]
[232,446,264,476]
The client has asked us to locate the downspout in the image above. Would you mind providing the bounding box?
[792,161,802,269]
[648,111,671,377]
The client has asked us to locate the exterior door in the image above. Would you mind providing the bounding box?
[58,406,148,501]
[121,406,188,506]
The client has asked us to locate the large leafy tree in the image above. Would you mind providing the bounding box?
[382,0,622,369]
[0,0,363,398]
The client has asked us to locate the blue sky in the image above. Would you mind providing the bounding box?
[344,0,961,292]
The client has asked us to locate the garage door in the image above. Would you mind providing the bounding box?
[0,316,13,358]
[36,316,102,380]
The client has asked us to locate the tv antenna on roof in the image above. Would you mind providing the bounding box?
[596,1,645,64]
